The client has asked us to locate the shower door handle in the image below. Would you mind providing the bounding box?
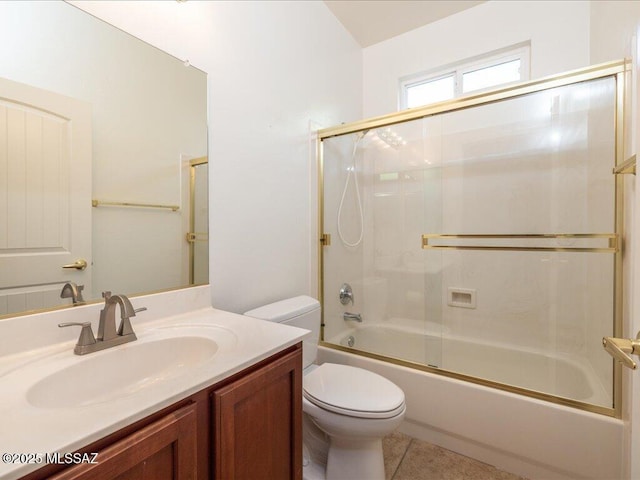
[602,336,640,370]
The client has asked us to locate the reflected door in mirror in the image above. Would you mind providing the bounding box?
[0,77,91,315]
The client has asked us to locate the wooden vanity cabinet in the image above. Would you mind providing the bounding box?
[213,346,302,480]
[22,344,302,480]
[48,404,198,480]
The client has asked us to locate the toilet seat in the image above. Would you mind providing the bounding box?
[303,363,405,419]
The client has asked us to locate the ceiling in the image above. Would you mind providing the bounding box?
[324,0,486,47]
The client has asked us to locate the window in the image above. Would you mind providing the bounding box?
[400,45,530,110]
[406,74,455,107]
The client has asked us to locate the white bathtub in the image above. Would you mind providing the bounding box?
[320,323,624,480]
[334,324,611,407]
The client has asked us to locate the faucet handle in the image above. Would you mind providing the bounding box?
[59,322,97,348]
[75,284,85,304]
[117,305,146,336]
[339,283,354,305]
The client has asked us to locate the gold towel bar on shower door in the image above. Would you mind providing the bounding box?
[421,233,618,253]
[613,154,636,175]
[92,199,180,211]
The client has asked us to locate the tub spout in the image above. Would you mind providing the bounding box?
[343,312,362,322]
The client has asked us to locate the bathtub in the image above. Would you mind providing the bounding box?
[333,324,611,407]
[320,323,624,480]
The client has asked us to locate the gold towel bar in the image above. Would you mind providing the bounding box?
[186,232,209,243]
[92,200,180,212]
[613,154,636,175]
[421,233,618,253]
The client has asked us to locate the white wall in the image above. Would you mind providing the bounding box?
[590,1,640,64]
[71,0,363,313]
[363,0,591,117]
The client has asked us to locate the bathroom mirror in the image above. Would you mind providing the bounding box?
[0,1,208,317]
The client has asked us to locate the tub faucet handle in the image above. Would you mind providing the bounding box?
[339,283,354,305]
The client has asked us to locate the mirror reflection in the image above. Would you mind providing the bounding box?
[0,1,208,317]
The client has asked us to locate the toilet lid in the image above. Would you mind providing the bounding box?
[303,363,405,419]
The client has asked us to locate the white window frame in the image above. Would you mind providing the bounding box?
[399,44,530,110]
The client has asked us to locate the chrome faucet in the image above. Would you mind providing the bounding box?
[60,282,85,305]
[343,312,362,322]
[98,291,137,341]
[59,291,146,355]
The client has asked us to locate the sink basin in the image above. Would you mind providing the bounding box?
[27,335,219,409]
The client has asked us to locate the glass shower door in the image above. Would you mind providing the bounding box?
[321,117,444,370]
[420,76,617,408]
[320,64,622,412]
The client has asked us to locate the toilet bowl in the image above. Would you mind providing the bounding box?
[303,363,405,480]
[244,296,406,480]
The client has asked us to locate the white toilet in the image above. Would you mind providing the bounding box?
[245,296,406,480]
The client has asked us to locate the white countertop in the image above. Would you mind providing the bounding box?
[0,288,308,480]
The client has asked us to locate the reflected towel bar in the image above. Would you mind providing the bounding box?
[421,233,618,253]
[92,200,180,211]
[186,232,209,243]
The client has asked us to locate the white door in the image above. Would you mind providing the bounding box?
[0,77,91,315]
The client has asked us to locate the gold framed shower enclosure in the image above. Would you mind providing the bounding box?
[187,156,208,285]
[316,60,628,417]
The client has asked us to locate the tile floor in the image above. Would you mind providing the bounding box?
[382,432,528,480]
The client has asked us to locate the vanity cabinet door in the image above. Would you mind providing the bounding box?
[213,348,302,480]
[48,403,197,480]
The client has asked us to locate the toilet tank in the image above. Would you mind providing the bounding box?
[244,296,320,368]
